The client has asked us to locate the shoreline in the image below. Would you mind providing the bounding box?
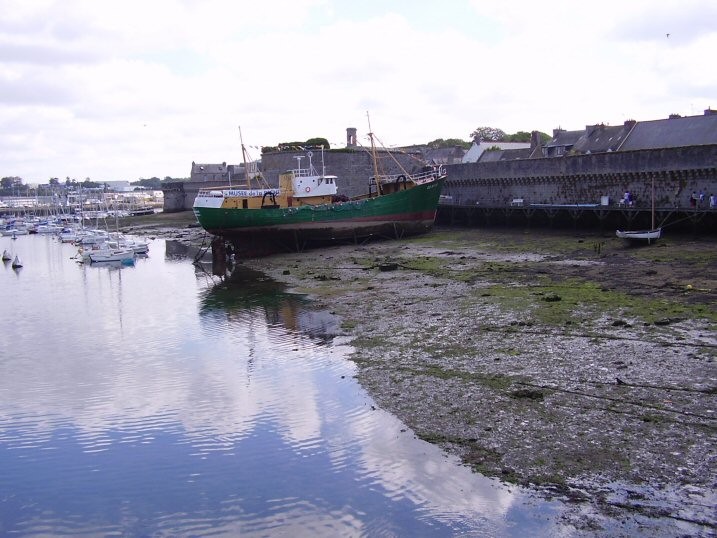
[125,214,716,534]
[242,227,716,535]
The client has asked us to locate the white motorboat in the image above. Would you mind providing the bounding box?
[2,227,29,237]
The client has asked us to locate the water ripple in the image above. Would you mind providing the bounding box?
[0,236,566,537]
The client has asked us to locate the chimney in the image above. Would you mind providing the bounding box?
[530,130,542,151]
[346,127,357,147]
[585,124,601,136]
[668,113,681,119]
[705,107,716,116]
[552,127,565,138]
[623,119,637,128]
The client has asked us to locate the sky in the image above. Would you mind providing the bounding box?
[1,0,715,183]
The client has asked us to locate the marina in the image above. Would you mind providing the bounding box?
[2,232,572,536]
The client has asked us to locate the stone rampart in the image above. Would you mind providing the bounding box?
[443,145,717,209]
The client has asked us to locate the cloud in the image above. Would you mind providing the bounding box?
[610,0,717,44]
[1,0,715,181]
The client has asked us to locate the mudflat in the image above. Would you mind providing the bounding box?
[125,212,715,534]
[241,226,716,536]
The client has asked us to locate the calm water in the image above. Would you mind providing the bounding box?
[1,233,565,537]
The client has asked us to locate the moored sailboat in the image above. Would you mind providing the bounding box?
[87,247,135,264]
[616,175,661,244]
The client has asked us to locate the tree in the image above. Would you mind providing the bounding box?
[263,137,331,153]
[132,177,162,189]
[505,131,532,143]
[470,127,506,142]
[504,131,552,143]
[305,137,330,149]
[426,138,471,149]
[81,179,101,188]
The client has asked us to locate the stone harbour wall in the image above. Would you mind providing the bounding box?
[442,145,717,209]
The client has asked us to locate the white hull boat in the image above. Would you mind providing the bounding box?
[617,176,662,245]
[616,228,661,244]
[2,228,29,237]
[88,248,135,263]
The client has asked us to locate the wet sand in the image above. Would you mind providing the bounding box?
[126,214,716,535]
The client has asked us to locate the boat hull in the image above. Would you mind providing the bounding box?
[194,178,444,253]
[616,228,661,244]
[88,249,136,263]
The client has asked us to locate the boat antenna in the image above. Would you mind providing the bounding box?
[366,111,382,195]
[307,151,314,174]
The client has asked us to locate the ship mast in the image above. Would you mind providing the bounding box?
[366,112,382,195]
[239,126,251,189]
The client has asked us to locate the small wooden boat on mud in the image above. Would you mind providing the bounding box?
[193,126,446,257]
[616,228,661,244]
[616,176,661,245]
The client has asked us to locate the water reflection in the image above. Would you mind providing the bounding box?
[192,266,555,534]
[199,265,341,343]
[0,235,563,536]
[165,238,208,263]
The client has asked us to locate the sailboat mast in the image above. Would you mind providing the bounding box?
[366,112,382,195]
[651,174,656,230]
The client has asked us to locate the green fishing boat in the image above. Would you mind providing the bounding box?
[193,131,446,256]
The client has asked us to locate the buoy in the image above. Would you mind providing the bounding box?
[305,186,311,193]
[11,255,22,268]
[1,249,10,261]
